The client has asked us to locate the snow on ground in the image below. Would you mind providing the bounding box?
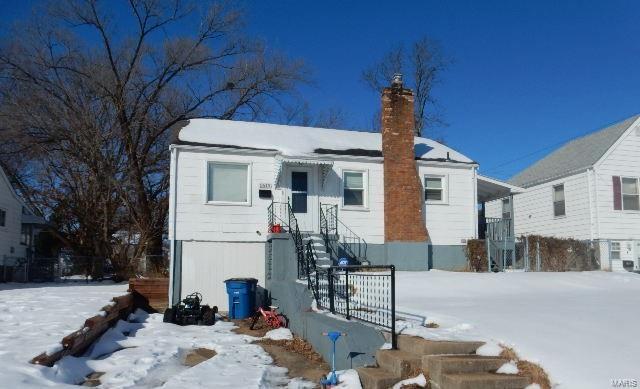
[0,282,350,388]
[264,328,294,341]
[0,281,128,388]
[70,309,310,388]
[394,270,640,389]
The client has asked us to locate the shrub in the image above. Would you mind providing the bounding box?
[524,235,599,271]
[465,239,487,272]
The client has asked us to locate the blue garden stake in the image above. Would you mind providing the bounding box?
[320,331,346,387]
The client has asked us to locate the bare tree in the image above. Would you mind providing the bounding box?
[282,101,347,129]
[0,0,307,275]
[362,37,450,136]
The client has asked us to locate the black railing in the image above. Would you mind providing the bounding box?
[320,203,368,263]
[267,201,292,233]
[268,200,313,280]
[316,264,396,349]
[269,201,396,348]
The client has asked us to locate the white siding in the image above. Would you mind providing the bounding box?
[508,172,592,240]
[593,125,640,240]
[419,164,477,245]
[171,147,477,246]
[317,159,385,244]
[181,241,265,311]
[171,148,276,242]
[0,172,24,258]
[484,198,503,219]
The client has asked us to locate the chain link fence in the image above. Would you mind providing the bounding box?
[1,253,169,283]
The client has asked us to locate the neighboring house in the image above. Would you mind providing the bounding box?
[0,165,24,259]
[0,165,46,263]
[168,77,515,309]
[486,114,640,272]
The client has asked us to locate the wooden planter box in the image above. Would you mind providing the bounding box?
[128,278,169,312]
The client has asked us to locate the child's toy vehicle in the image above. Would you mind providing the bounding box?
[163,292,217,326]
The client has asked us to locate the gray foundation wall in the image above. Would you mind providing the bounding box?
[429,244,468,271]
[366,242,467,271]
[266,234,386,370]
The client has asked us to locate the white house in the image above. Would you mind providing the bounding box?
[0,165,46,272]
[0,165,24,260]
[486,114,640,272]
[168,78,514,309]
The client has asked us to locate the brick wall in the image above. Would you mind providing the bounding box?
[381,80,430,242]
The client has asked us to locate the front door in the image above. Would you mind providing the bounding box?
[290,168,315,232]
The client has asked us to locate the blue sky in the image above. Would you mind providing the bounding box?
[2,1,639,179]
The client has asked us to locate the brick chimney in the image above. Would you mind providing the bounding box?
[382,74,429,243]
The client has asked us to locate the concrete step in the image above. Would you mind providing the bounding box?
[426,355,507,384]
[397,335,484,356]
[375,349,421,377]
[439,372,530,389]
[356,367,401,389]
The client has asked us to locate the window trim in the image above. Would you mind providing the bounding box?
[610,241,621,260]
[620,176,640,212]
[203,161,252,206]
[341,169,368,210]
[552,184,566,218]
[424,174,448,205]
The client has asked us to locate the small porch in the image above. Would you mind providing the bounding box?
[476,175,525,271]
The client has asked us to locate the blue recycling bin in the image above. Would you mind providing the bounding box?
[224,278,258,319]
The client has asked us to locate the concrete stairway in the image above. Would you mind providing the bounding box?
[356,335,531,389]
[304,234,332,267]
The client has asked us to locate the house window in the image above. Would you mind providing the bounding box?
[206,162,250,203]
[343,171,366,207]
[501,198,511,219]
[611,241,621,260]
[0,208,5,227]
[21,224,31,246]
[553,184,566,217]
[621,177,640,211]
[425,176,446,203]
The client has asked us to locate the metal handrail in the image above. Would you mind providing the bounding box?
[320,203,368,263]
[317,264,396,349]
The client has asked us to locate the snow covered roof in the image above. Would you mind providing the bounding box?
[177,119,475,164]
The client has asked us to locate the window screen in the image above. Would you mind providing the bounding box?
[206,163,248,203]
[425,177,443,202]
[553,184,565,217]
[343,171,364,206]
[611,241,621,260]
[622,178,640,211]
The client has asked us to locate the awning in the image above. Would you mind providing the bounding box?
[477,174,524,203]
[274,156,334,187]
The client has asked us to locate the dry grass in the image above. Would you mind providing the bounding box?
[256,337,325,363]
[500,346,551,389]
[499,346,519,361]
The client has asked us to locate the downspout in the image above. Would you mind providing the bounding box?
[586,168,596,241]
[472,166,479,238]
[168,145,179,305]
